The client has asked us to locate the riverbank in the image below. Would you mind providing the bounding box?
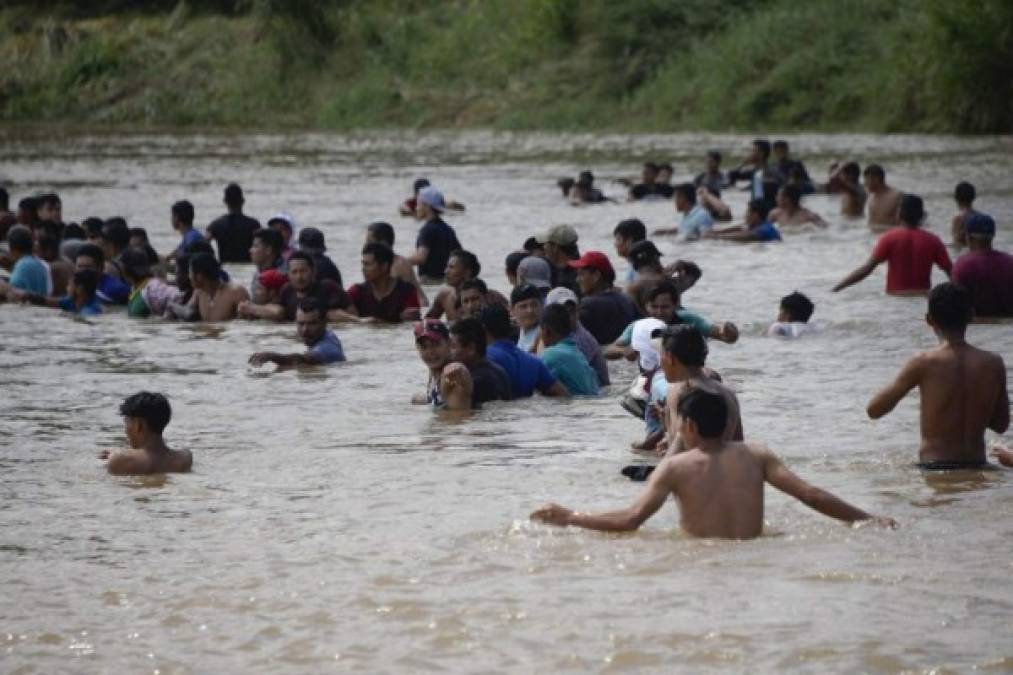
[1,0,1011,133]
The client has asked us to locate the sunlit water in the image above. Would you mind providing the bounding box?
[1,129,1012,673]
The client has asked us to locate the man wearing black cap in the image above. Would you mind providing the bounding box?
[297,227,343,286]
[206,183,260,263]
[952,213,1013,317]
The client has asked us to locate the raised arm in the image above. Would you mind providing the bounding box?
[867,356,921,419]
[530,461,675,532]
[832,256,879,292]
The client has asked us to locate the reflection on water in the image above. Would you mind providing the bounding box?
[1,130,1012,673]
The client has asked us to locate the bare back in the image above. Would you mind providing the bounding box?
[868,187,902,231]
[916,344,1008,463]
[660,441,766,539]
[195,283,249,321]
[108,447,193,475]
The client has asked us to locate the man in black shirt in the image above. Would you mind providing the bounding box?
[571,250,640,345]
[297,227,343,286]
[628,162,674,201]
[406,186,462,283]
[346,243,421,323]
[449,317,511,407]
[206,183,260,263]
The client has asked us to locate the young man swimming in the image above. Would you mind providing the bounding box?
[532,386,894,538]
[99,392,192,475]
[867,283,1009,469]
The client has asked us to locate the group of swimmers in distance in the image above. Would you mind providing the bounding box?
[1,136,1011,541]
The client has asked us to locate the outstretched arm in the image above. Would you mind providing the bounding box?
[531,462,674,532]
[833,256,879,292]
[867,356,921,419]
[760,446,893,526]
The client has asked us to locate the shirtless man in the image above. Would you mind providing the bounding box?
[769,185,828,229]
[188,252,249,321]
[863,164,903,231]
[99,392,192,475]
[532,387,894,538]
[823,161,866,218]
[867,283,1009,468]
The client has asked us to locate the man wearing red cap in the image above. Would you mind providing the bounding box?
[570,250,640,345]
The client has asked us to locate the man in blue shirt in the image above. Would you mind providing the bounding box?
[73,243,131,304]
[2,225,49,297]
[480,304,568,398]
[654,183,715,241]
[540,304,600,396]
[248,298,346,367]
[706,200,782,243]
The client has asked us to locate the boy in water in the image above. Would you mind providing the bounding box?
[767,291,815,338]
[99,392,192,475]
[532,386,894,538]
[867,283,1009,468]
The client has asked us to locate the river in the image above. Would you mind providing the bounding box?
[1,129,1011,673]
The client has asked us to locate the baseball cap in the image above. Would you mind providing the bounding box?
[267,212,296,233]
[418,186,446,212]
[258,268,288,291]
[298,227,326,251]
[631,318,666,371]
[516,255,552,289]
[545,286,579,306]
[966,212,996,237]
[536,224,578,246]
[413,318,450,343]
[628,240,662,268]
[567,250,614,276]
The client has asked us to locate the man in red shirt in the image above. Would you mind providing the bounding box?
[952,213,1013,317]
[834,195,951,295]
[345,242,422,323]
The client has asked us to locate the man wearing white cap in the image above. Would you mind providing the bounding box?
[407,186,463,283]
[545,286,610,386]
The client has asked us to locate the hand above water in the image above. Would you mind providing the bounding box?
[530,503,573,527]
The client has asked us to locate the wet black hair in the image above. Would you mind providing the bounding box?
[37,192,61,208]
[674,183,696,204]
[38,232,60,257]
[450,249,480,278]
[189,252,220,281]
[367,221,395,247]
[184,240,216,257]
[18,196,38,212]
[480,303,513,339]
[780,291,814,322]
[73,268,99,298]
[928,282,972,331]
[450,317,487,357]
[707,150,722,164]
[577,170,594,187]
[773,140,788,151]
[899,195,924,227]
[297,296,324,317]
[676,386,727,438]
[522,237,543,253]
[613,218,646,243]
[412,178,430,194]
[954,181,976,206]
[863,164,885,180]
[120,247,152,282]
[252,227,284,256]
[753,139,771,159]
[76,242,105,268]
[505,250,527,275]
[172,200,195,226]
[120,391,172,434]
[63,223,85,241]
[288,250,315,270]
[842,162,861,181]
[661,325,708,367]
[7,225,33,254]
[748,199,772,222]
[82,217,104,238]
[781,184,803,207]
[362,241,395,266]
[510,283,542,307]
[102,218,130,251]
[460,278,488,295]
[540,303,572,340]
[648,280,680,306]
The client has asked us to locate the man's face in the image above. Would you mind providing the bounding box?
[614,234,631,258]
[250,237,271,268]
[288,260,313,291]
[647,293,676,322]
[445,255,468,286]
[512,298,541,330]
[38,202,60,222]
[459,287,484,317]
[129,235,146,251]
[361,253,386,283]
[417,337,451,370]
[296,309,326,346]
[576,267,598,295]
[75,254,99,273]
[415,201,432,220]
[863,173,882,191]
[449,334,475,363]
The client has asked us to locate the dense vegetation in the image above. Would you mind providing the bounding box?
[1,0,1010,132]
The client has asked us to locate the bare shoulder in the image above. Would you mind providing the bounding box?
[107,451,150,476]
[173,449,194,472]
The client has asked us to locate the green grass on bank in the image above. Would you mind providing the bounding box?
[1,0,1010,132]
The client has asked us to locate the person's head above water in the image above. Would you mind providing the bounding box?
[706,150,722,171]
[224,183,244,210]
[70,268,99,301]
[101,218,130,256]
[569,250,615,295]
[6,225,33,257]
[120,247,152,284]
[539,303,573,347]
[646,280,679,322]
[361,242,394,283]
[658,324,708,373]
[613,218,646,259]
[479,302,514,341]
[446,249,480,286]
[677,385,728,441]
[898,195,925,228]
[628,240,663,273]
[516,255,551,289]
[414,318,452,371]
[450,317,487,364]
[459,278,488,318]
[841,162,861,183]
[752,139,771,163]
[746,199,772,226]
[296,297,327,347]
[287,251,316,291]
[510,283,542,330]
[577,170,594,188]
[965,212,996,250]
[172,200,195,230]
[250,228,284,268]
[954,181,976,208]
[120,391,172,447]
[640,162,659,184]
[777,184,803,210]
[927,282,972,335]
[772,140,789,161]
[673,183,696,212]
[863,164,886,190]
[779,291,814,323]
[297,227,327,253]
[416,186,446,219]
[504,250,527,286]
[189,252,222,290]
[75,242,105,272]
[366,221,395,247]
[412,178,431,196]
